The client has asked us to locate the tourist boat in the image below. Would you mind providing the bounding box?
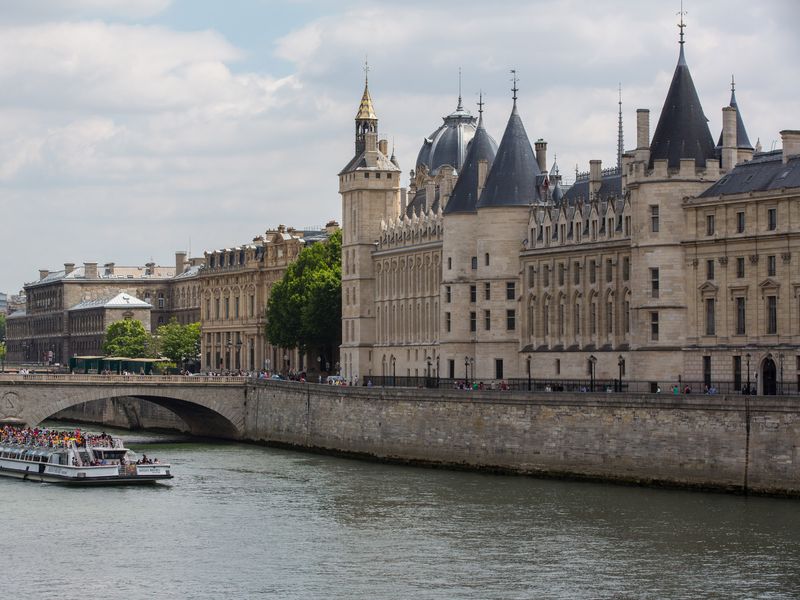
[0,428,172,485]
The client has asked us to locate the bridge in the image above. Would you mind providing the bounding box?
[0,374,249,438]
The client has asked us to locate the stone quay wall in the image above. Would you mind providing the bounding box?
[242,383,799,496]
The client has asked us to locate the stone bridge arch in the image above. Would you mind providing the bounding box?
[0,376,246,439]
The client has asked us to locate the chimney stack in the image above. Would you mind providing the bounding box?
[64,263,75,275]
[534,139,547,172]
[636,109,650,149]
[589,160,602,197]
[38,269,49,280]
[781,130,800,164]
[721,106,738,173]
[477,159,489,198]
[175,251,187,275]
[84,262,98,279]
[378,139,388,156]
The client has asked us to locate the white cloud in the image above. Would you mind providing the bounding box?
[0,0,172,22]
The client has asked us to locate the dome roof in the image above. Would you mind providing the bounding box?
[416,100,495,174]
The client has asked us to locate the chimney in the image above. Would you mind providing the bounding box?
[425,181,436,212]
[781,130,800,164]
[589,159,602,197]
[84,262,98,279]
[365,131,378,153]
[400,188,408,214]
[144,261,155,276]
[378,139,388,156]
[104,262,115,276]
[636,109,650,149]
[175,251,187,275]
[534,139,547,172]
[477,159,489,198]
[38,269,49,280]
[64,262,75,275]
[721,106,738,173]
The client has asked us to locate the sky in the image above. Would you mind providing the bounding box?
[1,0,798,294]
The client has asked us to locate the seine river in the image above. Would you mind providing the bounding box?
[2,426,799,599]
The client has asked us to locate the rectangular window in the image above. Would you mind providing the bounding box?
[234,297,240,319]
[448,257,452,270]
[484,282,491,300]
[470,311,476,332]
[471,256,477,270]
[445,286,451,303]
[556,359,561,375]
[623,300,630,334]
[733,355,742,391]
[735,297,746,335]
[589,260,596,284]
[767,295,777,334]
[528,266,536,287]
[506,282,515,300]
[206,299,211,319]
[544,304,550,336]
[558,263,565,286]
[651,205,660,232]
[650,268,659,298]
[768,255,776,277]
[574,303,581,336]
[484,310,491,331]
[606,259,613,283]
[559,303,565,336]
[706,214,715,236]
[224,297,230,319]
[606,300,613,334]
[706,259,715,281]
[544,266,550,287]
[703,356,712,387]
[470,285,476,303]
[736,211,745,233]
[590,302,597,335]
[506,309,516,330]
[485,253,490,266]
[445,312,451,332]
[650,312,659,341]
[767,207,777,231]
[448,359,455,379]
[249,295,255,317]
[495,359,504,380]
[622,257,630,281]
[574,262,581,285]
[736,257,745,278]
[705,298,715,335]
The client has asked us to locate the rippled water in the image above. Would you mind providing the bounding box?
[1,425,799,599]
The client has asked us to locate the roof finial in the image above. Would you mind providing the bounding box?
[617,83,624,171]
[457,67,463,111]
[510,69,518,105]
[677,1,687,46]
[731,74,735,93]
[477,90,484,116]
[363,55,370,85]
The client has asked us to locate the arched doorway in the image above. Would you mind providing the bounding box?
[762,357,777,395]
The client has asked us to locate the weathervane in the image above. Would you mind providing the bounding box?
[677,1,687,45]
[477,90,484,116]
[510,69,518,103]
[363,55,370,84]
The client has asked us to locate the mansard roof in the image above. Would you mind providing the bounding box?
[649,44,717,169]
[444,112,497,214]
[477,102,540,208]
[699,151,800,197]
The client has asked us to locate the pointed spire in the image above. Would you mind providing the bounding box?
[648,12,716,169]
[356,57,377,121]
[477,90,484,124]
[617,83,624,171]
[716,73,753,150]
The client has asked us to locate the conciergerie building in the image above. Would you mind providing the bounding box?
[338,21,800,394]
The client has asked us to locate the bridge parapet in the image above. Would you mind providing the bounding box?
[0,373,249,385]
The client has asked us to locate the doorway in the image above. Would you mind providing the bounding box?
[762,357,777,395]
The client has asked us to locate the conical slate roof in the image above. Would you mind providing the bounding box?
[477,102,540,208]
[444,112,498,214]
[648,45,716,169]
[716,80,753,150]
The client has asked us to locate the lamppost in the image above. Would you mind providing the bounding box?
[779,352,785,395]
[589,354,597,392]
[745,352,751,394]
[617,355,625,393]
[436,355,440,387]
[526,354,532,391]
[426,355,432,386]
[235,338,243,371]
[391,355,396,386]
[464,356,470,387]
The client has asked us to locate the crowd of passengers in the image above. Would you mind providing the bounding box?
[0,425,102,448]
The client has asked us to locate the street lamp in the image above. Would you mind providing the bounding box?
[746,352,751,394]
[464,356,470,387]
[235,338,243,371]
[589,354,597,392]
[526,354,532,391]
[617,355,625,393]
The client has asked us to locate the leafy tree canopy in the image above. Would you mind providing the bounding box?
[0,341,6,368]
[0,313,6,341]
[156,319,201,365]
[102,319,153,358]
[266,230,341,362]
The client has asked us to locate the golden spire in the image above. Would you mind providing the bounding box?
[356,58,377,120]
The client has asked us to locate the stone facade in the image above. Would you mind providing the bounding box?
[198,224,338,373]
[340,32,800,394]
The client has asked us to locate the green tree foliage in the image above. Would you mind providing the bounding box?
[0,313,6,341]
[0,341,6,371]
[266,230,341,366]
[102,319,153,358]
[156,319,201,365]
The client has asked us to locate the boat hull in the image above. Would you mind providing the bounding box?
[0,466,172,485]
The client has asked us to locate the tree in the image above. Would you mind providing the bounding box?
[0,341,6,372]
[0,313,6,341]
[266,230,341,369]
[156,319,201,367]
[102,319,153,358]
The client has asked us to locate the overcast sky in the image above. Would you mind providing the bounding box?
[1,0,798,294]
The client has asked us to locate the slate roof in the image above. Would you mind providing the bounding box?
[477,102,540,208]
[649,44,717,169]
[416,102,485,174]
[69,292,152,312]
[698,151,800,198]
[339,149,400,175]
[405,187,440,217]
[715,85,753,150]
[27,265,177,288]
[560,173,623,206]
[443,111,498,214]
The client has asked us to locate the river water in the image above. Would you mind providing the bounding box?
[1,426,799,599]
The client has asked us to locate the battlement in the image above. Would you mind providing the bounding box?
[624,156,721,185]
